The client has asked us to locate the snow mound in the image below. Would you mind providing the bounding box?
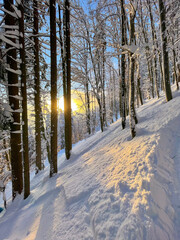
[0,86,180,240]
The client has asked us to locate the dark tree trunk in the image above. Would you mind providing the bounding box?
[50,0,58,176]
[40,113,51,164]
[136,61,143,106]
[102,45,107,127]
[63,0,72,159]
[172,39,179,90]
[85,81,91,135]
[120,0,126,129]
[139,0,154,99]
[147,0,159,98]
[4,0,23,199]
[98,97,104,132]
[18,0,30,199]
[113,69,118,121]
[84,42,91,135]
[33,0,42,172]
[158,0,172,101]
[129,3,137,139]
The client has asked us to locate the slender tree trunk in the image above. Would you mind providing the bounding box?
[139,0,154,99]
[109,67,114,123]
[3,139,11,171]
[113,69,118,120]
[50,0,57,176]
[147,0,159,98]
[158,0,172,101]
[33,0,42,172]
[120,0,126,129]
[118,54,122,117]
[4,0,23,199]
[102,46,107,127]
[129,3,137,139]
[98,98,104,132]
[40,110,51,164]
[85,79,91,134]
[19,0,30,199]
[64,0,72,159]
[136,61,143,106]
[172,39,179,90]
[83,42,91,135]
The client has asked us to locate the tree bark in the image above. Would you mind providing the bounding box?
[63,0,72,159]
[120,0,126,129]
[19,0,30,199]
[129,2,137,139]
[172,39,179,90]
[4,0,23,199]
[33,0,42,172]
[136,60,143,106]
[84,51,91,135]
[158,0,172,101]
[147,0,159,98]
[50,0,58,176]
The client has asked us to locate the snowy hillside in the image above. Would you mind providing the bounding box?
[0,87,180,240]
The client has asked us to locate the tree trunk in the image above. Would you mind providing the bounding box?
[158,0,172,101]
[120,0,126,129]
[147,0,159,98]
[50,0,58,176]
[33,0,42,172]
[4,0,23,199]
[129,3,137,139]
[136,60,143,106]
[63,0,72,159]
[129,55,136,138]
[172,39,179,90]
[19,0,30,199]
[139,0,154,99]
[102,46,107,127]
[85,81,91,135]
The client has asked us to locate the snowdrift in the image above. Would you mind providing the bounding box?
[0,87,180,240]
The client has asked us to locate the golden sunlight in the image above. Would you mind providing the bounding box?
[58,97,78,112]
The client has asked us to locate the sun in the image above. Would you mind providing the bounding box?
[58,97,78,112]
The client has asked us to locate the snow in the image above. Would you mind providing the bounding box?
[11,5,21,19]
[0,35,20,49]
[0,8,17,19]
[1,25,19,30]
[0,85,180,240]
[5,68,21,75]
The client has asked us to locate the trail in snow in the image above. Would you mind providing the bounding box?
[0,86,180,240]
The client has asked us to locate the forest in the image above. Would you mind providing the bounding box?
[0,0,180,223]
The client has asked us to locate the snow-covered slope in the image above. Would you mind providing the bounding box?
[0,87,180,240]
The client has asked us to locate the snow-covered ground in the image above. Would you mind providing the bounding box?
[0,86,180,240]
